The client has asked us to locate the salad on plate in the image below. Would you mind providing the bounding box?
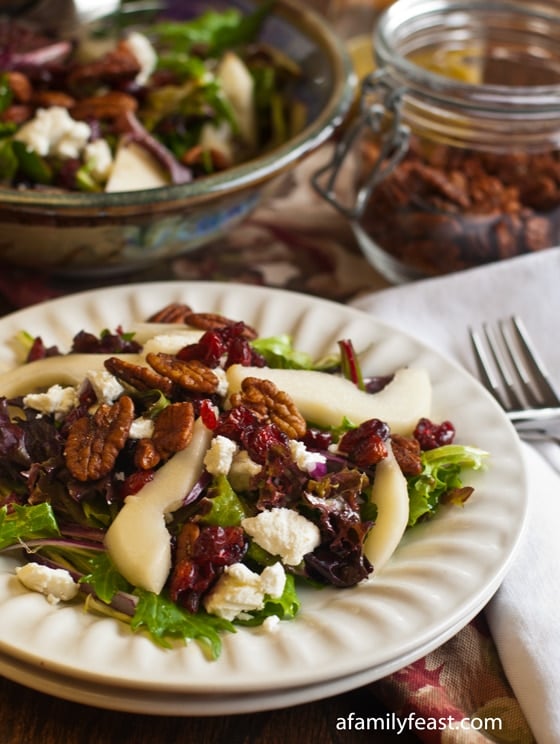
[0,302,487,659]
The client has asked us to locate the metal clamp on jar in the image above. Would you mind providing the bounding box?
[313,0,560,283]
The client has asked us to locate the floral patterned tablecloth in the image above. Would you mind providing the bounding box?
[0,144,536,743]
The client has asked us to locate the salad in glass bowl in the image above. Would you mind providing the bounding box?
[0,302,487,659]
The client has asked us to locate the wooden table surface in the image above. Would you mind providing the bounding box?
[0,672,422,743]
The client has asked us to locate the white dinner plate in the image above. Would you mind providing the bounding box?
[0,282,527,698]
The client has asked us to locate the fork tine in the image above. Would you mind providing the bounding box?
[510,316,560,408]
[469,326,512,410]
[470,317,560,414]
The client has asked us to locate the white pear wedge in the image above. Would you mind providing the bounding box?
[225,365,431,435]
[363,442,409,571]
[0,353,142,398]
[104,418,213,594]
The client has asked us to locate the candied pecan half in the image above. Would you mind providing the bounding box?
[146,353,219,393]
[230,377,306,439]
[134,438,161,470]
[32,91,76,109]
[66,42,140,91]
[391,434,423,476]
[71,91,138,121]
[152,401,194,459]
[65,395,135,481]
[147,303,194,323]
[184,312,257,339]
[6,71,32,102]
[104,356,174,396]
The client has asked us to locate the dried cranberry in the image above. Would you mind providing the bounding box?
[338,419,389,467]
[199,399,218,430]
[120,469,155,497]
[177,330,225,367]
[242,423,289,465]
[413,417,455,450]
[214,405,258,442]
[303,428,333,451]
[193,525,247,566]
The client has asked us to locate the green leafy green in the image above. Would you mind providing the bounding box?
[199,475,247,527]
[407,445,488,527]
[11,140,53,184]
[251,334,315,369]
[152,2,274,58]
[0,503,60,550]
[131,588,235,657]
[236,573,300,627]
[81,552,132,603]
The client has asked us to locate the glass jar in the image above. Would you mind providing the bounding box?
[313,0,560,283]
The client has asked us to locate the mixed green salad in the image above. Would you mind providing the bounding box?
[0,2,306,192]
[0,303,487,658]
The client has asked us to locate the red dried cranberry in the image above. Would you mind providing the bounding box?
[303,428,333,450]
[177,330,225,367]
[214,406,260,443]
[242,423,289,464]
[413,417,455,450]
[199,399,218,430]
[193,525,247,566]
[120,469,155,497]
[338,418,389,467]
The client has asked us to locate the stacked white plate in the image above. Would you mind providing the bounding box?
[0,283,527,715]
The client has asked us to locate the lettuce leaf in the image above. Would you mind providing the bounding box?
[131,588,235,657]
[406,445,488,527]
[0,502,60,550]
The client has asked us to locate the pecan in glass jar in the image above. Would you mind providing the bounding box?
[313,0,560,283]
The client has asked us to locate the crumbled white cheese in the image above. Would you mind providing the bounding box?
[203,435,238,476]
[15,106,91,159]
[83,138,113,180]
[228,450,262,491]
[142,331,203,357]
[203,562,286,621]
[126,31,157,86]
[129,416,155,439]
[213,366,229,397]
[23,384,79,416]
[86,369,124,404]
[261,614,281,633]
[241,508,321,566]
[289,439,327,473]
[16,563,79,605]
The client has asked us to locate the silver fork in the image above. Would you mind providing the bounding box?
[469,316,560,442]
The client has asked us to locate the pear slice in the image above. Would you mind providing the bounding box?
[363,442,409,571]
[225,365,431,435]
[0,353,142,398]
[104,418,212,594]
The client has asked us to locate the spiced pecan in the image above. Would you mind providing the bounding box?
[230,377,306,439]
[183,312,258,339]
[32,91,76,109]
[146,353,219,393]
[134,437,161,470]
[181,144,232,171]
[147,303,194,323]
[104,356,174,396]
[65,395,135,481]
[0,104,32,124]
[66,42,141,91]
[152,401,195,459]
[6,71,32,103]
[391,434,422,476]
[71,91,138,121]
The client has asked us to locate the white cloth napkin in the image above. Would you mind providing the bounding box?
[350,248,560,744]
